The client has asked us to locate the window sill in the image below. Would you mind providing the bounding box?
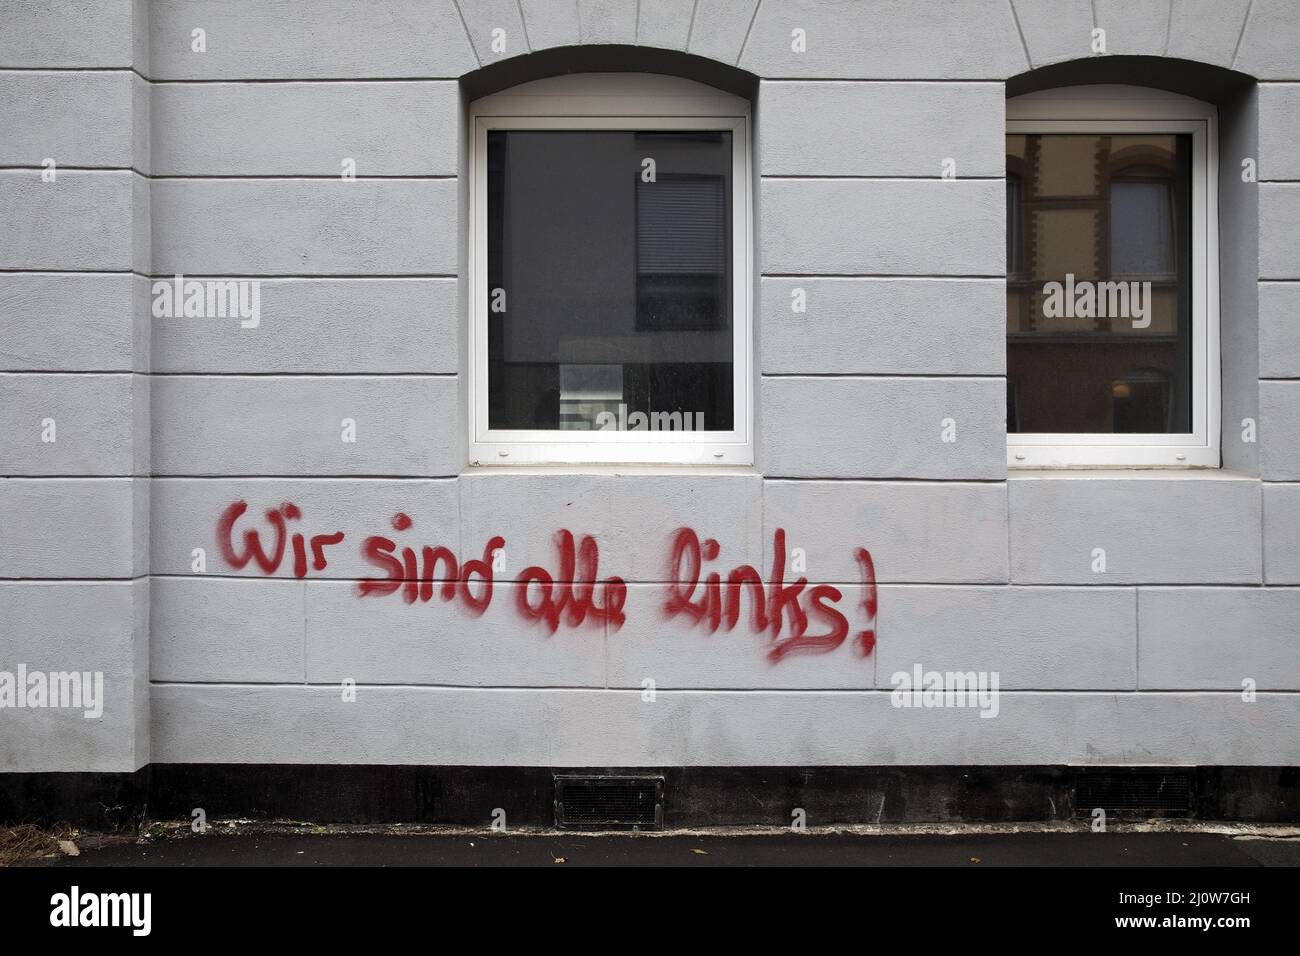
[460,462,762,478]
[1007,467,1257,481]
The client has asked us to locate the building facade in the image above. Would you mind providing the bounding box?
[2,0,1299,824]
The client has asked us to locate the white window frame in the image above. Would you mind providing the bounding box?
[468,74,753,466]
[1006,85,1220,469]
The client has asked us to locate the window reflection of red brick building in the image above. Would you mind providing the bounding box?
[1007,133,1192,435]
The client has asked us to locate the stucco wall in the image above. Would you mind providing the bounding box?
[2,0,1299,773]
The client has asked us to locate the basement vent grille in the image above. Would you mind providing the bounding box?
[554,775,664,830]
[1075,771,1194,814]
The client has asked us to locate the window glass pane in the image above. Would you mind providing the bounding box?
[1005,177,1021,275]
[1005,133,1192,434]
[487,129,733,432]
[1110,179,1174,277]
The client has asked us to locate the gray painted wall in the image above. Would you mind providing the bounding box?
[2,0,1298,772]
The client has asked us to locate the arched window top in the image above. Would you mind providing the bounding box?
[470,72,750,119]
[459,44,759,102]
[1004,57,1253,106]
[1007,84,1216,122]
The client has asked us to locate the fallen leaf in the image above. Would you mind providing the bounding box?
[691,848,709,855]
[58,841,80,857]
[553,856,566,864]
[969,857,980,864]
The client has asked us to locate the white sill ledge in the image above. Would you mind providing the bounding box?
[461,462,763,477]
[1007,468,1259,481]
[461,466,1259,482]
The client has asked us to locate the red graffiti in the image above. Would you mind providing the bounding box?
[214,501,878,661]
[516,530,627,634]
[665,527,877,663]
[855,547,878,656]
[217,500,344,578]
[359,519,624,633]
[358,516,504,616]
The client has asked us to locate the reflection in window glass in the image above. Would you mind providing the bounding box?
[1006,176,1023,276]
[1112,368,1172,433]
[637,172,727,332]
[487,130,733,432]
[1005,133,1192,434]
[1111,178,1175,277]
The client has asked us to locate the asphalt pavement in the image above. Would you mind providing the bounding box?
[38,828,1300,866]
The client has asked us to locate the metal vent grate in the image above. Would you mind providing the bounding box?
[554,775,664,830]
[1075,771,1194,814]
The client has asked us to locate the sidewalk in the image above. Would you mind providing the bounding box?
[30,825,1300,867]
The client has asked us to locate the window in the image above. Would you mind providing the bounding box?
[469,74,752,465]
[1006,86,1219,468]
